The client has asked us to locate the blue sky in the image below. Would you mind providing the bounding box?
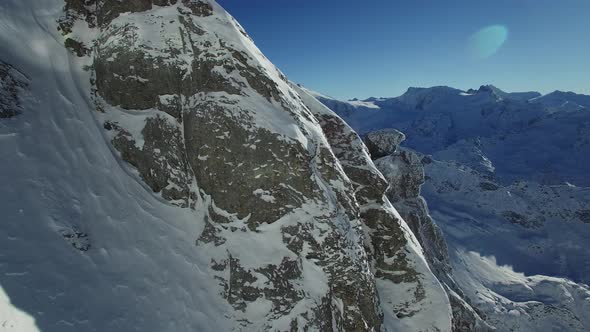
[217,0,590,100]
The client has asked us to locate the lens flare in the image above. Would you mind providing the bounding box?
[469,25,508,59]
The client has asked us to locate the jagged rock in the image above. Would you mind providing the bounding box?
[478,182,499,191]
[363,128,406,159]
[296,86,453,331]
[60,1,394,330]
[375,148,425,202]
[183,101,318,228]
[576,209,590,223]
[369,130,491,332]
[58,0,96,34]
[64,38,91,57]
[107,117,193,207]
[181,0,213,17]
[0,60,29,118]
[502,210,542,228]
[447,290,492,332]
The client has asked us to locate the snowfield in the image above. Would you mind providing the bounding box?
[0,2,233,330]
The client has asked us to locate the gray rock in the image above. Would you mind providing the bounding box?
[107,117,193,207]
[502,210,542,228]
[375,148,425,202]
[64,1,387,329]
[577,210,590,224]
[183,101,317,229]
[297,89,452,329]
[370,130,493,331]
[0,60,29,119]
[479,182,500,191]
[363,128,406,159]
[60,228,91,252]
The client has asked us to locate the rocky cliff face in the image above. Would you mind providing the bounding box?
[0,0,459,330]
[296,87,452,331]
[61,1,386,329]
[0,60,29,118]
[363,129,492,332]
[2,1,588,331]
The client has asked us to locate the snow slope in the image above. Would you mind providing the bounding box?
[0,2,233,331]
[0,1,455,331]
[451,248,590,332]
[422,158,590,284]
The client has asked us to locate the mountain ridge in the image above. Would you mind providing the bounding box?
[0,0,459,331]
[311,84,588,108]
[1,1,588,331]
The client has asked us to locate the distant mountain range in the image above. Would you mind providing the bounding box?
[308,85,590,186]
[308,84,590,331]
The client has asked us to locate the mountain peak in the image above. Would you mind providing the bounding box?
[547,90,580,97]
[397,86,464,110]
[478,84,503,94]
[404,86,460,94]
[466,84,541,101]
[399,86,464,101]
[531,90,590,110]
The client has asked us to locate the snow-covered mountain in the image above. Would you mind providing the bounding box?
[530,90,590,112]
[309,85,590,331]
[312,85,590,186]
[466,85,541,102]
[0,1,466,331]
[2,0,588,330]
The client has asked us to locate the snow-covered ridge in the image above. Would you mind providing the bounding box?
[0,60,30,119]
[312,84,586,113]
[363,130,493,331]
[313,84,590,186]
[0,0,456,331]
[530,90,590,111]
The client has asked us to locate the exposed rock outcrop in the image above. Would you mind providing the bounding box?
[296,87,452,331]
[54,1,454,330]
[0,60,29,118]
[363,128,405,159]
[3,1,589,331]
[366,129,492,332]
